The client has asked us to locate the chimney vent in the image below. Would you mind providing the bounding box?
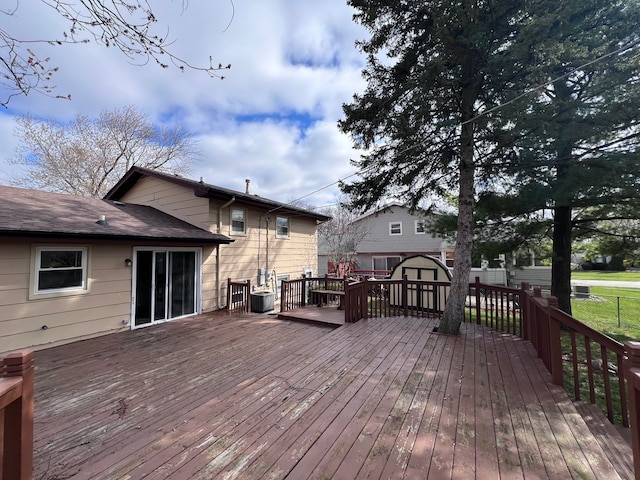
[245,179,251,194]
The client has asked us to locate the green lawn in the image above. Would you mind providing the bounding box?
[571,286,640,342]
[572,270,640,281]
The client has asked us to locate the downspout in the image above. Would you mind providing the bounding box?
[217,196,236,308]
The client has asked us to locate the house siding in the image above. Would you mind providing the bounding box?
[216,204,318,300]
[117,178,222,309]
[119,176,320,309]
[356,206,444,254]
[0,240,133,355]
[117,176,211,231]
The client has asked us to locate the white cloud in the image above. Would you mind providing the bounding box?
[0,1,369,208]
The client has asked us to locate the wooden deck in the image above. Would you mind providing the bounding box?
[32,311,633,479]
[277,304,345,325]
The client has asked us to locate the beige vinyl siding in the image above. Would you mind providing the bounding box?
[118,176,212,231]
[216,204,319,303]
[200,245,218,311]
[0,241,133,355]
[217,204,264,285]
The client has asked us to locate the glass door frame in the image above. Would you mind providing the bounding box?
[130,246,202,329]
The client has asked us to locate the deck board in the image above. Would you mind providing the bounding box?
[30,311,634,479]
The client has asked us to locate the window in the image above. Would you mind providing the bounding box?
[415,220,426,234]
[35,247,87,294]
[231,208,246,235]
[276,216,290,238]
[277,275,290,297]
[389,221,402,235]
[373,256,401,271]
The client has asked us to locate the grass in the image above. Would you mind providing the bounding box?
[564,286,640,425]
[572,270,640,281]
[560,332,624,424]
[571,286,640,342]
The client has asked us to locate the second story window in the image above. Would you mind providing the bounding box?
[276,216,290,238]
[389,221,402,236]
[415,220,426,234]
[231,208,246,235]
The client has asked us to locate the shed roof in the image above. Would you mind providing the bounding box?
[0,185,233,243]
[105,166,331,222]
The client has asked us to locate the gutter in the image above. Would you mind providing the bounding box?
[217,197,236,309]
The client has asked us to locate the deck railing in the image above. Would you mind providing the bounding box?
[280,275,346,312]
[1,350,34,480]
[226,278,250,314]
[625,343,640,478]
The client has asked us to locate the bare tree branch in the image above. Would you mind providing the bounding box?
[9,106,198,196]
[0,1,231,106]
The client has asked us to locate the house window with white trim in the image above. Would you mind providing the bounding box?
[389,221,402,235]
[415,220,426,234]
[373,256,401,271]
[277,274,290,297]
[35,247,87,293]
[231,208,246,235]
[276,216,290,238]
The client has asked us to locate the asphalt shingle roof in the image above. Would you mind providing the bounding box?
[105,166,331,222]
[0,185,232,243]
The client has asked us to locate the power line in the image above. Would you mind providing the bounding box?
[272,36,640,211]
[394,38,640,157]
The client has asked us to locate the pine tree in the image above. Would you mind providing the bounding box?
[479,0,640,313]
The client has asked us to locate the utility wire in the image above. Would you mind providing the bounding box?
[268,36,640,212]
[393,38,640,158]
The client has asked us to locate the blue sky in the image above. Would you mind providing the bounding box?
[0,1,369,208]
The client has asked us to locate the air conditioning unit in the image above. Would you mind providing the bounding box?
[250,292,274,313]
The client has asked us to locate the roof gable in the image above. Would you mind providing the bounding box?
[0,185,232,243]
[105,166,330,222]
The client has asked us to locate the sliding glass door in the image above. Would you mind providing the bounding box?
[133,248,200,328]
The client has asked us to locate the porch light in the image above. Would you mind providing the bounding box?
[124,258,133,267]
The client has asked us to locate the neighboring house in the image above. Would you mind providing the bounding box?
[0,184,232,354]
[105,166,329,307]
[335,202,453,275]
[1,168,328,354]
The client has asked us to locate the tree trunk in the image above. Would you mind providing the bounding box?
[552,205,573,313]
[439,155,474,334]
[439,59,477,334]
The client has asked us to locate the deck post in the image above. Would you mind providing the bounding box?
[2,350,34,480]
[624,341,640,480]
[546,296,563,386]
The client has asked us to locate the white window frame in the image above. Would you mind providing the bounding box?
[276,216,290,239]
[389,221,402,236]
[131,246,202,329]
[276,274,290,298]
[373,256,402,271]
[231,208,247,235]
[33,246,88,296]
[415,220,426,235]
